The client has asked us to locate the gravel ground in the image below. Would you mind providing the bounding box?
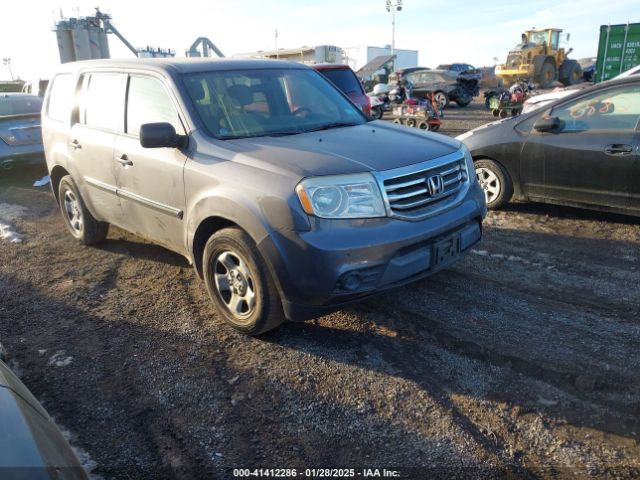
[0,97,639,479]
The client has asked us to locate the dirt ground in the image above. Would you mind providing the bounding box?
[0,98,639,479]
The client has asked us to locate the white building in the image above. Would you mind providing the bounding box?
[233,45,343,64]
[342,45,419,72]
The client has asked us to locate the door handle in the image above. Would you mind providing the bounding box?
[116,154,133,166]
[70,139,82,150]
[604,144,633,156]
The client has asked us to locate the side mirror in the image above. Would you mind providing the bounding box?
[139,122,184,148]
[534,116,563,133]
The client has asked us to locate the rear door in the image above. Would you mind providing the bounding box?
[520,82,640,211]
[113,74,189,254]
[69,72,125,225]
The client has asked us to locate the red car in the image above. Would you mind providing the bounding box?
[313,64,371,117]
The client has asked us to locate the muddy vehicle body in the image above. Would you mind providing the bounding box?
[41,58,486,335]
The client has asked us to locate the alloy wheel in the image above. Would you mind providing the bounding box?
[213,250,257,322]
[476,167,501,205]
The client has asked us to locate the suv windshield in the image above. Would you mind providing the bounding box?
[183,68,367,139]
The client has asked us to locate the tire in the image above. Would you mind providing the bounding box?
[455,95,472,107]
[406,118,417,128]
[560,61,582,86]
[428,123,440,131]
[203,227,284,335]
[392,118,402,124]
[474,159,513,210]
[492,109,500,117]
[372,107,384,120]
[433,91,449,109]
[499,110,508,119]
[418,121,428,130]
[537,61,557,89]
[58,175,108,244]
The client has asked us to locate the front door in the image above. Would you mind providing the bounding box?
[521,82,640,211]
[114,74,189,255]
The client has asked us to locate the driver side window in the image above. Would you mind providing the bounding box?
[551,85,640,132]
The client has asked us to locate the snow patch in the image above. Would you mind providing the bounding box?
[471,249,555,269]
[0,223,23,243]
[0,203,28,244]
[57,424,104,480]
[33,175,50,187]
[48,350,73,367]
[0,203,28,222]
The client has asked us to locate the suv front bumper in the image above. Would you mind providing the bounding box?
[258,182,486,321]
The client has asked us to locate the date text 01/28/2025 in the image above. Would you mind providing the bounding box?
[232,469,401,478]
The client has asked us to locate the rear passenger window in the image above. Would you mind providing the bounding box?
[126,76,183,136]
[47,74,74,122]
[81,73,122,131]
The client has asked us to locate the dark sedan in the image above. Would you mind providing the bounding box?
[0,93,44,171]
[458,76,640,217]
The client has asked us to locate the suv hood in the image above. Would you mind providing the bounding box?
[204,122,461,178]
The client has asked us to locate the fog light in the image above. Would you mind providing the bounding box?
[341,272,363,291]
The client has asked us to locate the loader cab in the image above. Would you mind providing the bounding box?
[525,29,562,52]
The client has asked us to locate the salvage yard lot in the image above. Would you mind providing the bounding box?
[1,98,639,479]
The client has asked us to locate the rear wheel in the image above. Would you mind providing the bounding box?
[560,61,582,86]
[58,175,108,244]
[203,227,284,335]
[474,159,513,210]
[418,121,428,130]
[406,118,417,128]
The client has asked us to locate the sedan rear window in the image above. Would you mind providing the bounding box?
[0,95,42,116]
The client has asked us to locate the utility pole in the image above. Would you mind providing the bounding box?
[385,0,402,72]
[2,58,13,80]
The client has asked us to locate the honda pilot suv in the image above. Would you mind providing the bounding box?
[42,59,486,335]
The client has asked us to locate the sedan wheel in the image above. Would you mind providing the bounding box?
[473,159,513,210]
[476,167,501,205]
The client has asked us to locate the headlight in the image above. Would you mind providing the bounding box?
[296,173,386,219]
[461,144,476,184]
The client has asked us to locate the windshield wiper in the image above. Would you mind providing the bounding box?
[302,122,360,133]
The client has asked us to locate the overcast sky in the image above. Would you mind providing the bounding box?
[1,0,637,80]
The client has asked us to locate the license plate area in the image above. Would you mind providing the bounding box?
[433,233,461,268]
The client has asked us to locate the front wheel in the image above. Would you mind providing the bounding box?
[474,159,513,210]
[203,227,284,335]
[58,175,108,244]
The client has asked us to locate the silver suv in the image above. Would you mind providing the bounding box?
[42,59,486,335]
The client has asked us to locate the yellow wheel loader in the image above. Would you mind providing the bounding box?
[495,28,582,88]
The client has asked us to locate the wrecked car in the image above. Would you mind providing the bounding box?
[389,68,479,108]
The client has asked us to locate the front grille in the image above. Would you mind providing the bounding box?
[377,152,469,220]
